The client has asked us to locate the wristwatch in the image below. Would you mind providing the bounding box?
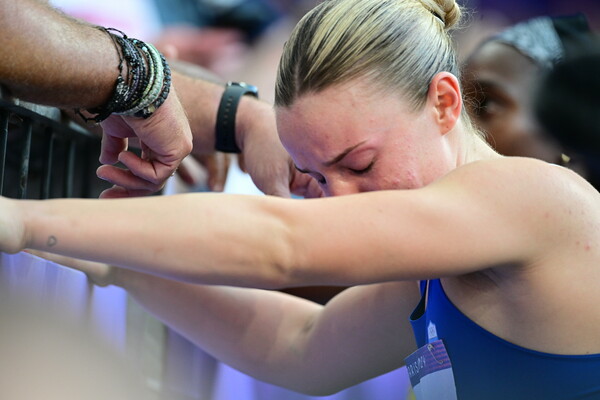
[215,81,259,153]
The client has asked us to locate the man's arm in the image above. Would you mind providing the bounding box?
[152,64,318,198]
[0,0,117,108]
[0,1,313,198]
[169,66,318,198]
[0,0,193,196]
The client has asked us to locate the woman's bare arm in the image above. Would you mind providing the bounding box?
[6,158,574,288]
[25,251,417,395]
[4,157,589,392]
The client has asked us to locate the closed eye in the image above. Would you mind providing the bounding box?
[349,161,374,175]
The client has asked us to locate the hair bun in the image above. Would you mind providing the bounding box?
[420,0,462,30]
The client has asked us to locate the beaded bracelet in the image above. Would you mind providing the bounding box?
[126,43,171,119]
[148,53,172,115]
[77,27,172,123]
[116,35,147,110]
[119,42,164,117]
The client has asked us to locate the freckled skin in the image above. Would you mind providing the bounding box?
[276,80,456,195]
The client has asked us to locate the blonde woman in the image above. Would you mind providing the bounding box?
[4,0,600,398]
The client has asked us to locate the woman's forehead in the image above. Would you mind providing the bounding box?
[276,90,418,165]
[276,80,414,128]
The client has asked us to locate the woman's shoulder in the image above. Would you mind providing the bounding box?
[460,155,566,174]
[453,156,594,193]
[435,155,600,217]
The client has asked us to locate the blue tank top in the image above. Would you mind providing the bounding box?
[409,279,600,399]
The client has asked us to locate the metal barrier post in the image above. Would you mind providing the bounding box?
[41,126,56,199]
[18,118,33,199]
[63,139,76,198]
[0,110,8,195]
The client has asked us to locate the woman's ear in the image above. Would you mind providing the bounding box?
[426,72,462,135]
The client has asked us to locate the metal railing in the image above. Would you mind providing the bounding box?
[0,91,109,199]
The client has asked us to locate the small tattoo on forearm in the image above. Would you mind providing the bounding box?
[47,235,57,247]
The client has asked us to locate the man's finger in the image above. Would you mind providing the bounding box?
[117,151,175,186]
[100,134,128,165]
[97,165,164,192]
[99,185,156,198]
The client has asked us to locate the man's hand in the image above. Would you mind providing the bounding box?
[96,88,193,198]
[289,170,324,198]
[176,153,231,192]
[235,97,324,198]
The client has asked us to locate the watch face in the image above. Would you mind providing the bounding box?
[229,82,259,97]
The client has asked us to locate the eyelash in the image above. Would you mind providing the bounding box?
[300,160,374,186]
[349,161,374,175]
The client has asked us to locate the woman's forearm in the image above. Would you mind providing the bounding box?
[0,0,118,108]
[20,194,295,288]
[115,268,414,395]
[116,268,325,389]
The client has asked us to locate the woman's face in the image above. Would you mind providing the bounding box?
[462,41,563,163]
[276,80,456,197]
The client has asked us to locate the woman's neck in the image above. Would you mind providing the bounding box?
[457,127,502,166]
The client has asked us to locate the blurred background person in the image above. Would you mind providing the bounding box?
[461,14,596,184]
[534,35,600,189]
[455,0,599,58]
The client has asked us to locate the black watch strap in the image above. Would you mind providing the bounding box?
[215,81,259,153]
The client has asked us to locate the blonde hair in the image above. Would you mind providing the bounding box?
[275,0,463,110]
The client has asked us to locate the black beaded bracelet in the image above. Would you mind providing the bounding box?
[76,27,171,124]
[117,34,146,110]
